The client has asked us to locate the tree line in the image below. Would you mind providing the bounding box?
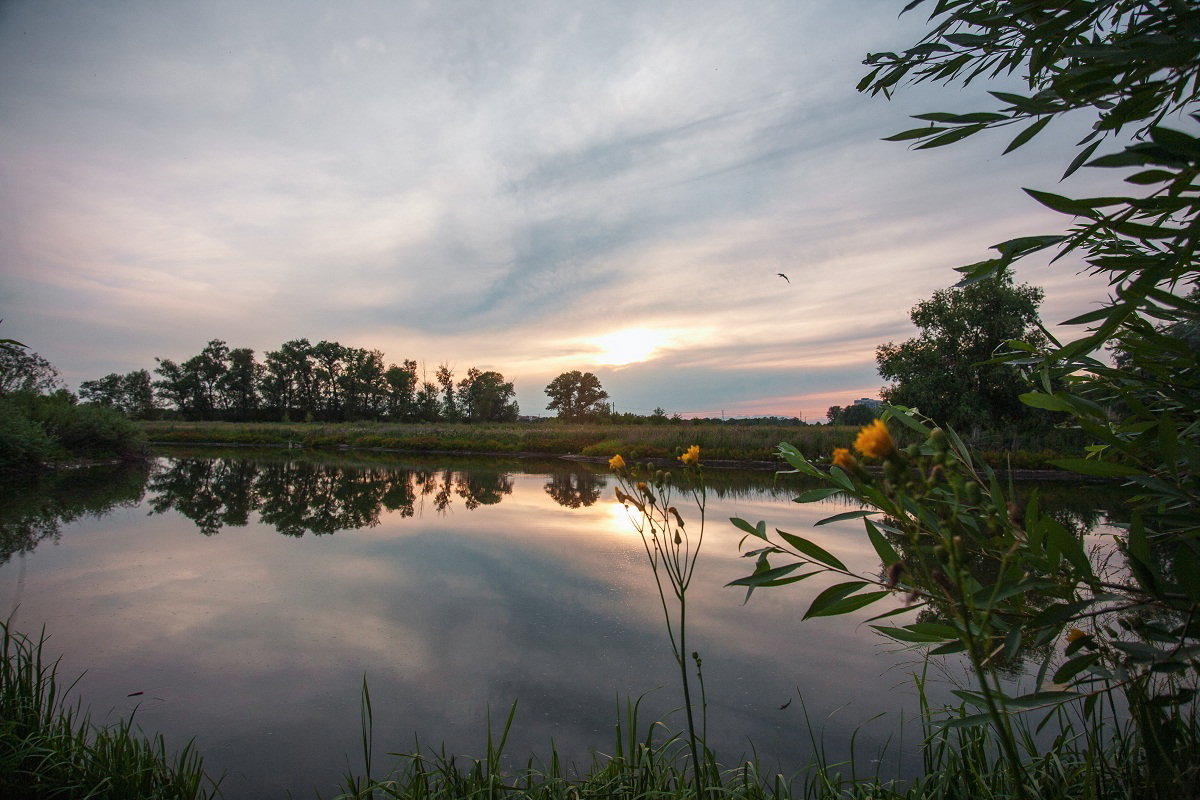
[83,338,519,423]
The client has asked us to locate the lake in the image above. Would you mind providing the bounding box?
[0,448,1122,798]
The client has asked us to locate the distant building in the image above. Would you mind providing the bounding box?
[853,397,882,409]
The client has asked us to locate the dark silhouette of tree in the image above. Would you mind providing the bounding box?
[0,348,61,395]
[545,371,609,420]
[79,369,157,419]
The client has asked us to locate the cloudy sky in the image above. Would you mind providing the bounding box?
[0,1,1115,420]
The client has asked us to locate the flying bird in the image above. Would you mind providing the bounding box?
[777,273,789,283]
[778,698,792,710]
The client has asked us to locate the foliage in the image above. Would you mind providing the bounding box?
[456,368,520,422]
[0,398,55,473]
[0,621,216,799]
[735,411,1200,797]
[726,5,1200,797]
[876,274,1047,440]
[79,369,158,419]
[0,348,61,396]
[6,392,146,462]
[861,0,1200,580]
[544,370,609,421]
[147,338,521,424]
[825,403,878,426]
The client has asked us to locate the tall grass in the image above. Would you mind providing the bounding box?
[0,620,217,800]
[327,672,1198,800]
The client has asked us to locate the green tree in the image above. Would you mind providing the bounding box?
[544,371,609,421]
[826,403,878,426]
[456,368,519,422]
[876,274,1046,440]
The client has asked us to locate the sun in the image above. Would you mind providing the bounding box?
[591,328,666,366]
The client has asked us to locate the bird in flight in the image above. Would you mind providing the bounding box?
[777,273,789,283]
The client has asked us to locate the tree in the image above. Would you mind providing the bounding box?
[384,360,418,421]
[457,368,519,422]
[79,369,156,418]
[220,348,261,420]
[876,274,1046,439]
[435,363,458,421]
[827,403,876,427]
[0,348,61,395]
[544,371,609,421]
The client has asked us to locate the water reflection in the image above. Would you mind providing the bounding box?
[0,449,1137,800]
[147,456,517,535]
[0,464,148,564]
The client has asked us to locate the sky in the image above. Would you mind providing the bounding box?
[0,0,1118,421]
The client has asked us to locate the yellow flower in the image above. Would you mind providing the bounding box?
[853,419,894,459]
[1066,627,1086,644]
[609,454,625,470]
[679,444,700,465]
[831,448,856,469]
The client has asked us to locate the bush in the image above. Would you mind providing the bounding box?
[0,399,54,472]
[1,392,146,465]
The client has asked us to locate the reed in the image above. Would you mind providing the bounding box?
[0,620,217,800]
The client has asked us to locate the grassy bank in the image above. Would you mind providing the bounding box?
[139,420,1066,469]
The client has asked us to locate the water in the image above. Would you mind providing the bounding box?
[0,449,1122,798]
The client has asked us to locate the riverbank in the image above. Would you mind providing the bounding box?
[139,419,1068,471]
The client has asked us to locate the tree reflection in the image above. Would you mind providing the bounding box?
[0,465,149,564]
[147,456,515,536]
[543,471,606,508]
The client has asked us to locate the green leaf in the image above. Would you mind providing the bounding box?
[793,488,843,503]
[804,585,890,619]
[726,562,815,588]
[730,517,767,539]
[814,510,874,527]
[777,530,848,571]
[1125,169,1177,185]
[1003,116,1051,154]
[937,712,996,729]
[872,625,955,643]
[999,691,1079,710]
[1024,188,1095,217]
[1149,126,1200,159]
[883,126,946,142]
[1054,653,1103,684]
[913,124,985,149]
[865,518,900,566]
[825,465,855,492]
[1019,392,1072,412]
[1049,458,1143,477]
[991,234,1065,258]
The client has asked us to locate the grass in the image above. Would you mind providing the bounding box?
[139,420,1067,470]
[0,620,217,800]
[3,619,1193,799]
[326,670,1199,800]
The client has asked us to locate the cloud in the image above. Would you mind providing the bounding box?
[0,0,1120,417]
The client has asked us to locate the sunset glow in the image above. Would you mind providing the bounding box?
[591,328,670,367]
